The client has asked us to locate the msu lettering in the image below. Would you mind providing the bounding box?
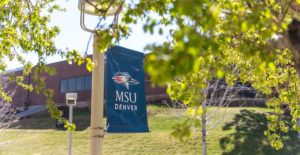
[116,90,137,103]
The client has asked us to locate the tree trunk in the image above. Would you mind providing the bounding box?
[287,19,300,79]
[269,19,300,79]
[202,110,207,155]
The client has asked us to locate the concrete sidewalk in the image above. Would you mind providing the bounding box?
[15,105,47,118]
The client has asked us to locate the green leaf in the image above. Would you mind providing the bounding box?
[268,62,276,71]
[217,70,225,79]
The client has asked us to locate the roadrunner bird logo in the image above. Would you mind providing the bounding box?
[112,72,140,90]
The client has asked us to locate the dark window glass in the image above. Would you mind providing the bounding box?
[60,79,68,93]
[68,78,76,92]
[76,76,85,91]
[85,75,92,90]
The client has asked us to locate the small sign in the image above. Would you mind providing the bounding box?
[105,46,149,133]
[66,93,78,100]
[66,93,77,105]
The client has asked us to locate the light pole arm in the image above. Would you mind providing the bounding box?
[80,4,97,33]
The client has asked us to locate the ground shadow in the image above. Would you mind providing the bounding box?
[12,108,90,131]
[220,109,300,155]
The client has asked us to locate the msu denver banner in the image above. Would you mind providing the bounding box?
[105,46,149,133]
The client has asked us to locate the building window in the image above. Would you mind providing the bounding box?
[85,75,92,90]
[60,79,68,93]
[76,76,85,91]
[68,78,76,92]
[60,75,92,93]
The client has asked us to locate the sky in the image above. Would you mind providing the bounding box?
[7,0,167,70]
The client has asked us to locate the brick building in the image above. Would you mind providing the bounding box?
[5,53,168,110]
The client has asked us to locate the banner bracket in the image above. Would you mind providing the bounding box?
[92,126,105,130]
[91,135,105,138]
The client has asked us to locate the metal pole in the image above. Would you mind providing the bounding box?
[90,34,104,155]
[69,104,73,155]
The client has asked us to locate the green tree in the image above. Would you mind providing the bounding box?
[0,0,61,118]
[168,48,300,153]
[88,0,300,150]
[0,0,87,130]
[169,72,246,155]
[2,0,300,150]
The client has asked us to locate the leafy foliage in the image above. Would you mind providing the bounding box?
[223,49,300,149]
[83,0,300,150]
[141,0,299,150]
[3,0,300,149]
[0,0,92,130]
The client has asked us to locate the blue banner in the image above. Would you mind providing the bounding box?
[105,46,149,133]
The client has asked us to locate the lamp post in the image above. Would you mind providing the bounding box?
[78,1,121,155]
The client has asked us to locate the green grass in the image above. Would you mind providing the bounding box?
[0,106,299,155]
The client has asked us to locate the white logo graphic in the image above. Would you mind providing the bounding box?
[112,72,140,90]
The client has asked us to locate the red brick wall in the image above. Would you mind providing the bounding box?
[6,60,168,108]
[47,60,92,105]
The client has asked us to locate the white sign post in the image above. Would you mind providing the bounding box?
[66,93,77,155]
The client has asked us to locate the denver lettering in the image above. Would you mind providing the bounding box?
[114,104,138,111]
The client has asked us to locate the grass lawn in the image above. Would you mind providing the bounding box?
[0,105,299,155]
